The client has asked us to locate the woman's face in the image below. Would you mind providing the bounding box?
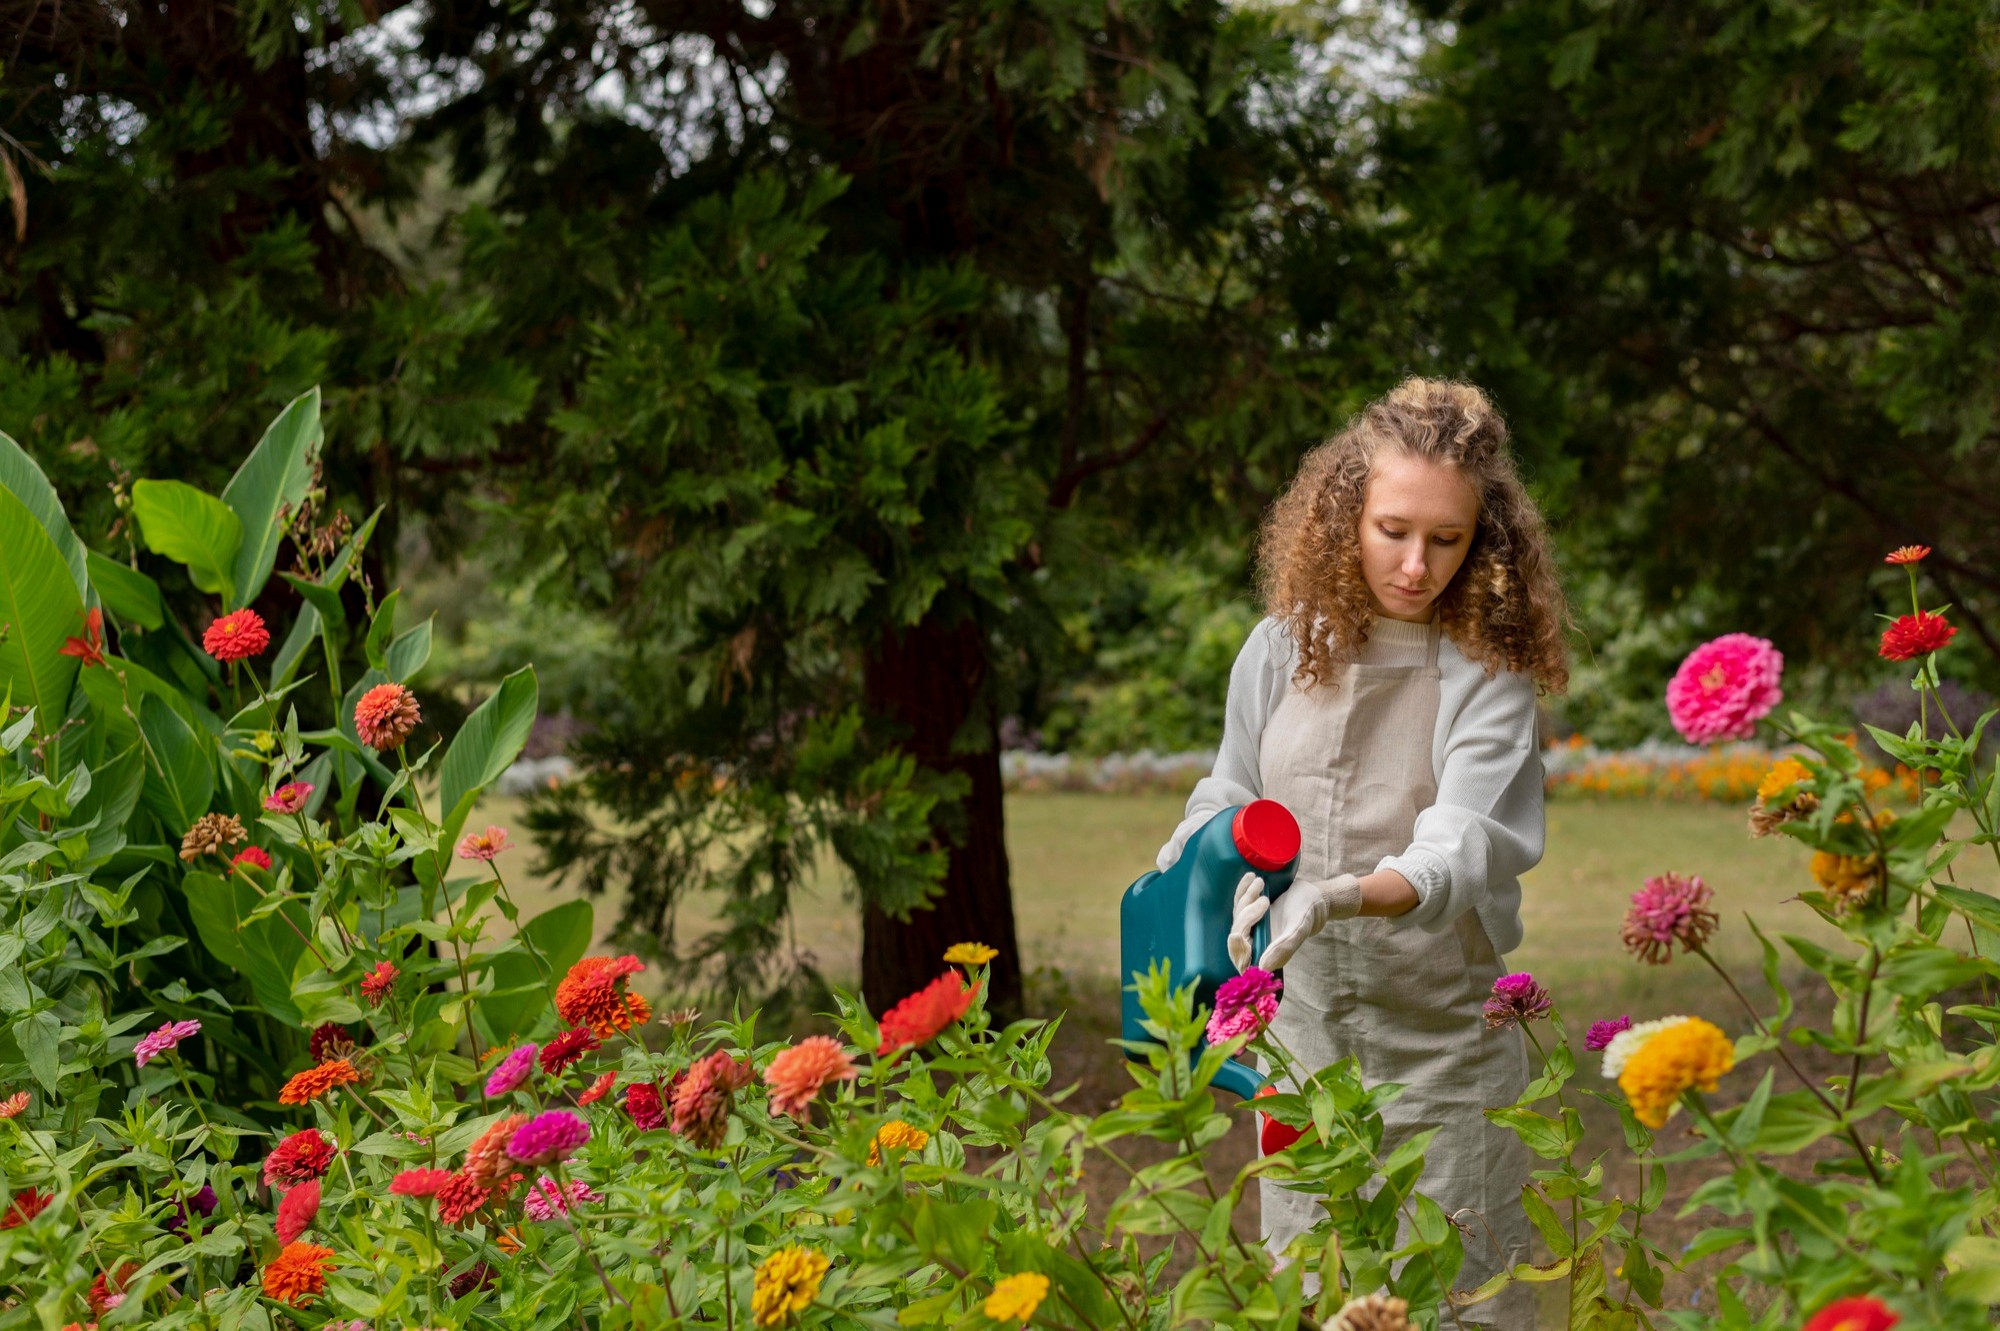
[1357,451,1480,623]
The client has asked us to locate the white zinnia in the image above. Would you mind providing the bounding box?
[1600,1015,1695,1079]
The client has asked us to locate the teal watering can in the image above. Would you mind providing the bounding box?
[1119,800,1300,1098]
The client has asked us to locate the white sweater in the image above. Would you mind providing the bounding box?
[1175,616,1544,956]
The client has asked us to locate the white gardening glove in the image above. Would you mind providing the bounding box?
[1154,812,1210,873]
[1230,873,1364,971]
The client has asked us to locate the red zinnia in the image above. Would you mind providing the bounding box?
[87,1263,139,1315]
[390,1168,455,1198]
[275,1178,320,1244]
[59,607,106,668]
[353,682,421,750]
[359,960,397,1008]
[876,972,980,1056]
[540,1027,600,1076]
[1802,1295,1899,1331]
[202,609,270,661]
[264,1128,337,1188]
[1883,545,1930,566]
[625,1081,666,1131]
[1879,611,1955,662]
[0,1189,50,1228]
[577,1070,617,1106]
[435,1172,492,1227]
[230,845,273,874]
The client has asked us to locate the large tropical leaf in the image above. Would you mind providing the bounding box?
[0,430,88,600]
[131,480,244,602]
[0,484,84,737]
[479,899,595,1044]
[137,693,214,832]
[181,870,306,1025]
[438,665,539,849]
[221,388,322,610]
[86,551,165,630]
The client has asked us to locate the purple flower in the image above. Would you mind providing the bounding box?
[483,1042,539,1098]
[522,1175,600,1220]
[1482,972,1551,1029]
[134,1020,202,1067]
[1584,1016,1633,1052]
[1206,967,1283,1045]
[166,1183,218,1237]
[505,1110,591,1166]
[1621,873,1718,964]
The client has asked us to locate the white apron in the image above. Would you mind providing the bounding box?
[1257,622,1534,1329]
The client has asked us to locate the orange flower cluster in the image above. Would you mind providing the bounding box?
[279,1059,362,1105]
[556,955,652,1037]
[261,1242,336,1306]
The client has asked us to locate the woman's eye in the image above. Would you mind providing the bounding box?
[1380,527,1406,540]
[1433,537,1461,547]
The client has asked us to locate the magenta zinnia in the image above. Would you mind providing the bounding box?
[1205,967,1282,1045]
[1482,972,1552,1029]
[484,1042,538,1097]
[264,782,314,814]
[1584,1015,1633,1052]
[523,1176,600,1220]
[1621,872,1718,964]
[505,1110,590,1166]
[134,1019,201,1067]
[1665,633,1784,744]
[763,1036,859,1118]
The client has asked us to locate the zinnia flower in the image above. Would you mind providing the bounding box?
[984,1272,1050,1322]
[359,961,397,1007]
[456,826,514,861]
[1810,850,1884,914]
[178,812,246,861]
[540,1028,600,1077]
[264,782,314,814]
[1879,611,1955,662]
[167,1183,218,1237]
[261,1241,336,1306]
[390,1168,454,1198]
[1802,1295,1899,1331]
[751,1245,830,1327]
[555,955,651,1037]
[87,1264,139,1315]
[1665,633,1784,744]
[0,1091,27,1118]
[449,1262,498,1299]
[1756,757,1810,803]
[276,1178,320,1243]
[1,1189,50,1228]
[435,1172,491,1227]
[279,1058,361,1105]
[1883,546,1929,567]
[942,942,998,965]
[1620,872,1718,964]
[625,1081,666,1130]
[1583,1016,1632,1052]
[578,1070,617,1106]
[484,1042,539,1097]
[763,1035,859,1118]
[867,1120,930,1166]
[671,1050,755,1149]
[876,971,980,1056]
[1206,967,1282,1045]
[506,1111,590,1166]
[59,607,106,668]
[231,845,272,873]
[1616,1016,1735,1127]
[309,1022,356,1065]
[134,1019,202,1067]
[353,682,422,750]
[1482,972,1552,1029]
[203,608,270,661]
[523,1176,600,1221]
[264,1128,337,1188]
[464,1113,530,1187]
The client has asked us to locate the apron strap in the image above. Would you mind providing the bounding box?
[1424,624,1441,670]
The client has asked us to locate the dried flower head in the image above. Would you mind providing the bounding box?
[1620,873,1718,964]
[1330,1291,1413,1331]
[203,609,271,661]
[178,812,246,861]
[1206,967,1283,1045]
[353,682,421,750]
[763,1036,859,1118]
[1810,850,1885,914]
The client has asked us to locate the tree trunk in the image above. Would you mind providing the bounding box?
[861,608,1023,1019]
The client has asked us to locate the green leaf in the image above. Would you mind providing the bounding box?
[180,870,305,1025]
[138,693,215,831]
[437,665,539,848]
[364,589,400,672]
[87,551,165,630]
[131,480,243,601]
[479,900,594,1043]
[17,1011,60,1093]
[221,388,321,609]
[0,483,84,736]
[0,430,89,600]
[386,619,432,683]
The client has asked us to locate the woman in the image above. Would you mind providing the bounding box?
[1154,377,1569,1328]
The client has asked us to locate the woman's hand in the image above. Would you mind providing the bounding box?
[1229,873,1364,971]
[1154,812,1209,873]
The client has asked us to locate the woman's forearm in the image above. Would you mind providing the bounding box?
[1356,867,1419,917]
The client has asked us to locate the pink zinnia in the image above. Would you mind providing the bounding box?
[1665,633,1784,744]
[389,1168,454,1199]
[202,609,270,661]
[1482,972,1551,1029]
[1205,968,1282,1045]
[231,845,272,873]
[276,1179,320,1244]
[671,1051,755,1149]
[763,1036,859,1118]
[264,782,314,814]
[1584,1016,1633,1052]
[523,1175,600,1220]
[484,1043,539,1098]
[505,1111,590,1166]
[134,1019,202,1067]
[1621,872,1718,964]
[456,826,514,861]
[353,682,421,751]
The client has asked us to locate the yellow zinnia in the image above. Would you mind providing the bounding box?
[866,1120,930,1165]
[1617,1017,1735,1128]
[751,1245,829,1327]
[984,1272,1051,1322]
[1810,849,1883,914]
[1756,757,1810,802]
[943,942,998,966]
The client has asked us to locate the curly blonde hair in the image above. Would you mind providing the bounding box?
[1257,377,1570,694]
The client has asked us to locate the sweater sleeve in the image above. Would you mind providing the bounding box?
[1156,619,1286,870]
[1376,668,1544,932]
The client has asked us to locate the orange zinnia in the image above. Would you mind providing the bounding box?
[555,955,652,1037]
[876,972,980,1056]
[279,1059,362,1105]
[261,1241,336,1306]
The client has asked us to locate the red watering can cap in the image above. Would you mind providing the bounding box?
[1231,800,1300,872]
